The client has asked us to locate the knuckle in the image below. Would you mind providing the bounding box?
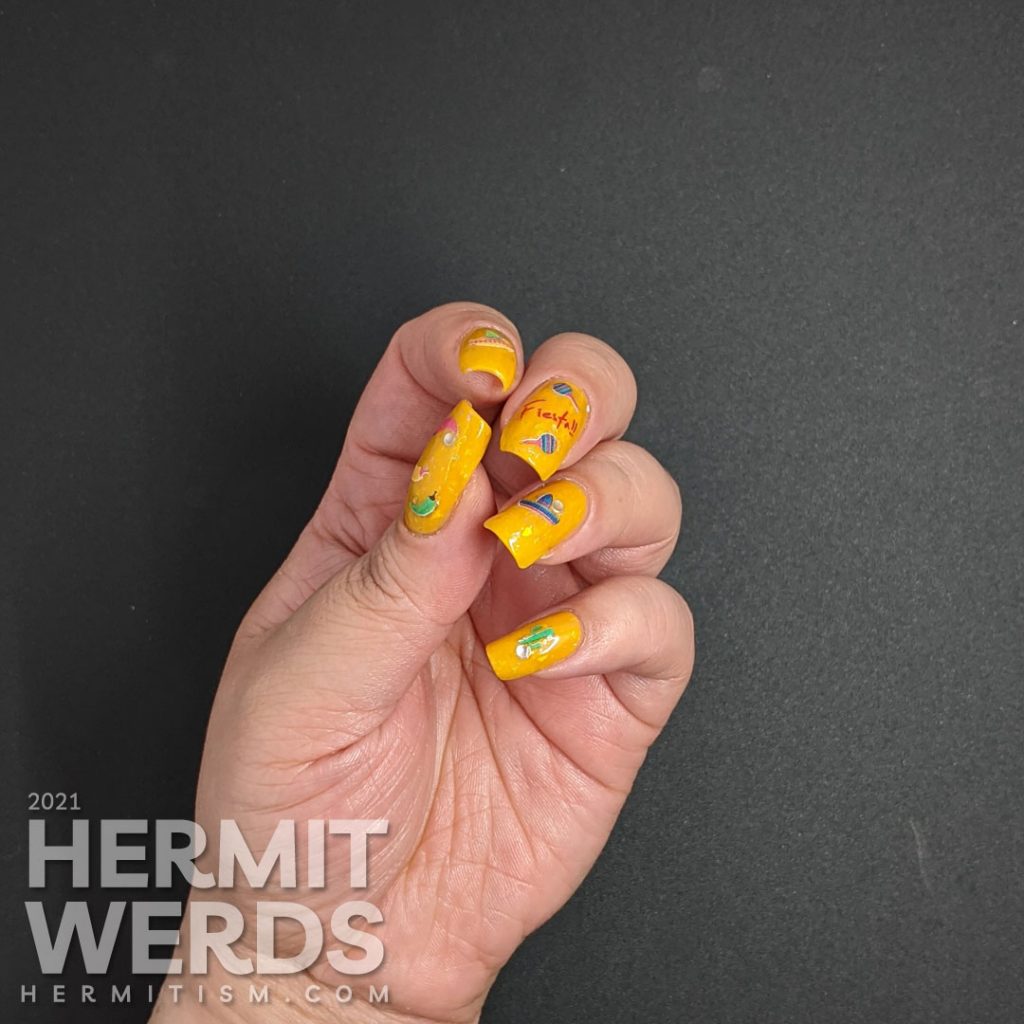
[592,441,682,548]
[539,332,638,402]
[397,302,518,344]
[305,568,358,633]
[348,534,443,630]
[352,542,414,615]
[639,578,695,686]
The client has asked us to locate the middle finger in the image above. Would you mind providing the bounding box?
[484,439,682,580]
[485,331,638,496]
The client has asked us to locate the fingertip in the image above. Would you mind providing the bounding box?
[458,326,519,393]
[497,378,590,481]
[398,302,524,412]
[403,400,492,535]
[485,610,583,681]
[482,515,533,570]
[497,431,555,480]
[494,332,635,484]
[483,478,588,569]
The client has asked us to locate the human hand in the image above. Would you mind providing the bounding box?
[151,302,694,1023]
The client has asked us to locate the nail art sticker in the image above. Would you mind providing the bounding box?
[518,492,564,525]
[409,491,439,517]
[458,327,518,391]
[484,609,583,680]
[483,479,587,569]
[515,624,558,660]
[499,378,590,480]
[404,400,491,535]
[479,328,514,347]
[521,433,559,453]
[438,417,459,446]
[552,381,581,413]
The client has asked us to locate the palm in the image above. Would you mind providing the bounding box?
[203,464,650,1021]
[317,626,639,1018]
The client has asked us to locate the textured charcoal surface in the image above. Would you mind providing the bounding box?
[2,1,1023,1021]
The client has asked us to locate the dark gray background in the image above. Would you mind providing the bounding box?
[3,1,1023,1021]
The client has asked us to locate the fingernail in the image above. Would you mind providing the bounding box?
[499,379,590,480]
[405,400,491,535]
[483,479,587,569]
[459,327,518,392]
[486,611,582,681]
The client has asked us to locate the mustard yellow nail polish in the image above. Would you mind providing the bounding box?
[485,611,582,681]
[484,479,587,569]
[499,379,589,480]
[459,327,517,392]
[405,400,491,534]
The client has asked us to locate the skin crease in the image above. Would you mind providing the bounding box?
[150,303,694,1024]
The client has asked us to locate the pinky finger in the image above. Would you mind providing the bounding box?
[485,575,695,727]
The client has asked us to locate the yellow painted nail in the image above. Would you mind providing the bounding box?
[485,611,582,681]
[499,379,590,480]
[405,400,491,535]
[484,479,587,569]
[459,327,518,392]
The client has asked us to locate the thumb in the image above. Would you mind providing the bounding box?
[264,401,495,733]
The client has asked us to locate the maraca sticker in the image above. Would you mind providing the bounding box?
[552,381,580,413]
[521,433,558,454]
